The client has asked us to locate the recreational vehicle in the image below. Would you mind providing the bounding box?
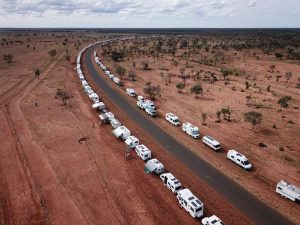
[202,136,221,151]
[105,70,111,76]
[124,136,139,148]
[112,126,131,140]
[137,95,144,101]
[113,77,123,86]
[276,180,300,202]
[202,215,226,225]
[227,150,252,170]
[160,173,182,194]
[145,158,164,174]
[177,189,204,218]
[135,144,151,160]
[166,113,180,126]
[126,88,136,97]
[109,118,121,129]
[145,106,157,117]
[182,122,200,138]
[92,102,105,111]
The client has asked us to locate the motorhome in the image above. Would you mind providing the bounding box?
[124,136,139,148]
[113,77,123,86]
[105,70,111,76]
[227,150,252,170]
[137,100,145,110]
[109,118,121,129]
[202,215,226,225]
[177,189,204,218]
[126,88,136,97]
[166,113,180,126]
[135,144,151,160]
[182,122,200,138]
[137,95,144,101]
[109,74,115,79]
[202,136,221,151]
[92,102,105,111]
[112,126,131,140]
[160,173,182,194]
[145,106,157,117]
[276,180,300,202]
[145,158,164,174]
[144,100,156,110]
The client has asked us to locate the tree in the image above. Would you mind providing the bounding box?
[116,65,126,79]
[221,108,231,121]
[48,49,57,58]
[201,113,207,126]
[190,84,203,98]
[3,54,13,64]
[56,89,71,105]
[128,71,136,81]
[275,52,283,60]
[111,50,124,62]
[216,111,222,123]
[220,67,231,81]
[277,96,292,108]
[35,68,40,79]
[244,111,262,130]
[143,82,161,100]
[176,83,185,93]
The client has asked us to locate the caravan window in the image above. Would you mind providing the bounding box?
[195,207,202,212]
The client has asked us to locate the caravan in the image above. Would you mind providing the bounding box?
[160,173,182,194]
[92,102,105,111]
[126,88,136,97]
[177,189,204,218]
[124,136,139,148]
[135,144,151,160]
[145,158,164,174]
[110,118,121,129]
[112,126,131,140]
[182,122,200,138]
[202,136,221,151]
[276,180,300,202]
[202,215,226,225]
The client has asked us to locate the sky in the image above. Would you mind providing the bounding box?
[0,0,299,28]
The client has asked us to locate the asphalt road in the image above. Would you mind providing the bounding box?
[84,43,293,225]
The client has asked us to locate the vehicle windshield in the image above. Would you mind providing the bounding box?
[244,160,250,165]
[174,119,179,123]
[192,130,199,135]
[195,207,202,212]
[214,144,220,149]
[175,186,181,190]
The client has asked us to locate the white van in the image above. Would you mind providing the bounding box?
[160,173,182,194]
[112,126,131,140]
[125,136,139,148]
[276,180,300,202]
[182,122,200,138]
[135,144,151,161]
[166,113,180,126]
[145,158,164,174]
[202,215,226,225]
[126,88,136,97]
[202,136,221,151]
[177,189,204,218]
[227,150,252,170]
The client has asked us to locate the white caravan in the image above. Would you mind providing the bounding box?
[92,102,105,111]
[202,136,221,151]
[110,118,121,129]
[124,136,139,148]
[177,189,204,218]
[135,144,151,160]
[81,80,88,87]
[145,106,157,117]
[126,88,136,97]
[202,215,226,225]
[227,150,252,170]
[182,122,200,138]
[83,85,91,92]
[105,70,111,76]
[160,173,182,194]
[276,180,300,202]
[99,112,114,123]
[112,126,131,140]
[113,77,123,86]
[109,74,115,79]
[145,158,164,174]
[144,100,156,110]
[137,100,146,109]
[166,113,180,126]
[137,95,144,101]
[89,93,99,103]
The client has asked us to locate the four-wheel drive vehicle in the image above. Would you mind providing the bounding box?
[227,149,252,170]
[182,122,200,138]
[202,136,221,151]
[177,189,204,218]
[160,173,182,194]
[276,180,300,202]
[201,215,226,225]
[166,113,180,126]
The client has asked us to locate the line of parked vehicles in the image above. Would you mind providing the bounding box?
[75,39,299,224]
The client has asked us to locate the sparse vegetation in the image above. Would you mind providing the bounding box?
[277,96,292,108]
[244,111,262,129]
[190,84,203,98]
[143,82,161,100]
[3,54,13,64]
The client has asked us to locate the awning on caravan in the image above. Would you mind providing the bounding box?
[145,161,156,173]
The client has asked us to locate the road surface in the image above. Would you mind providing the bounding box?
[84,43,293,225]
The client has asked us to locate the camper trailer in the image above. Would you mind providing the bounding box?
[182,122,200,138]
[135,144,151,160]
[126,88,136,97]
[227,150,252,170]
[110,118,121,129]
[202,136,221,151]
[81,80,88,87]
[166,113,180,126]
[160,173,182,194]
[112,126,131,140]
[145,158,164,174]
[124,136,139,148]
[113,77,123,86]
[177,189,204,218]
[137,100,146,110]
[105,70,111,76]
[202,215,226,225]
[276,180,300,202]
[89,93,99,103]
[99,112,114,123]
[92,102,105,111]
